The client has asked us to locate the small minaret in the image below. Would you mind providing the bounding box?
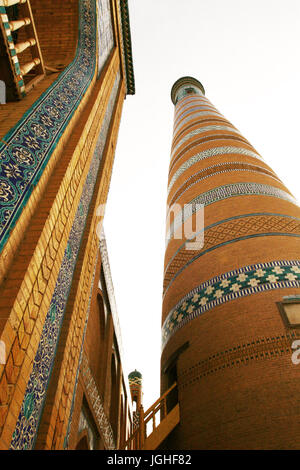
[128,370,143,428]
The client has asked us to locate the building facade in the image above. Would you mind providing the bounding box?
[0,0,135,450]
[161,76,300,449]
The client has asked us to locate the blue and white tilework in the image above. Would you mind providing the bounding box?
[0,0,97,253]
[162,260,300,350]
[10,70,120,450]
[166,182,298,244]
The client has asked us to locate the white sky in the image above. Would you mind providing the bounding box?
[104,0,300,411]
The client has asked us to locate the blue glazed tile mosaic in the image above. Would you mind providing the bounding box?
[10,62,121,451]
[162,260,300,350]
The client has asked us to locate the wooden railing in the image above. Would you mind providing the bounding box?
[0,0,45,100]
[122,382,178,450]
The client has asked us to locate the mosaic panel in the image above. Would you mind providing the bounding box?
[175,96,211,114]
[168,161,280,208]
[97,0,114,76]
[166,182,298,243]
[174,105,222,127]
[78,405,98,450]
[0,0,97,253]
[80,353,115,449]
[164,213,300,295]
[178,332,300,389]
[10,71,120,450]
[173,116,235,144]
[171,125,243,158]
[173,111,229,135]
[170,135,253,172]
[176,85,202,104]
[168,147,267,194]
[162,260,300,349]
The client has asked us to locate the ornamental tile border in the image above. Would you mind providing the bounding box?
[174,106,222,129]
[0,0,97,254]
[164,212,300,285]
[10,71,120,450]
[96,0,114,77]
[174,96,211,115]
[63,249,99,449]
[166,182,298,244]
[168,161,280,208]
[162,260,300,350]
[173,111,228,135]
[171,125,243,158]
[168,147,266,194]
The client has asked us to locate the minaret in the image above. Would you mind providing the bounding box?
[161,76,300,449]
[128,370,143,429]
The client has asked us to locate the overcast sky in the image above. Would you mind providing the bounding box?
[104,0,300,410]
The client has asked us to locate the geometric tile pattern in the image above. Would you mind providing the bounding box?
[168,161,280,208]
[174,99,215,119]
[64,250,99,450]
[174,110,223,134]
[166,182,298,243]
[79,353,115,450]
[168,147,266,193]
[0,0,97,253]
[171,125,243,158]
[164,213,300,294]
[0,5,26,98]
[174,105,222,127]
[170,134,252,171]
[162,260,300,350]
[96,0,114,76]
[178,331,300,390]
[10,69,120,450]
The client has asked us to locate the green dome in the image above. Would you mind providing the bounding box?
[128,369,142,380]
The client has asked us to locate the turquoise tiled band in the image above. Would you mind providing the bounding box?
[162,260,300,349]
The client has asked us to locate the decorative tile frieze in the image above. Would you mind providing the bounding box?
[0,0,97,253]
[164,213,300,295]
[10,70,120,450]
[178,331,300,389]
[0,5,25,98]
[171,125,243,158]
[174,105,222,127]
[80,353,115,449]
[96,0,114,76]
[63,250,99,449]
[168,161,280,208]
[173,111,229,135]
[168,147,266,194]
[166,182,298,243]
[162,260,300,349]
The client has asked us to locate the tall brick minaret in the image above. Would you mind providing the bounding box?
[161,76,300,449]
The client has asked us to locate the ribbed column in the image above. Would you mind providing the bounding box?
[161,76,300,449]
